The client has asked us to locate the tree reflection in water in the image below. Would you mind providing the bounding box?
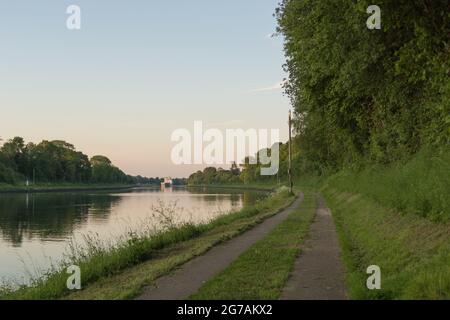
[0,188,267,282]
[0,192,121,246]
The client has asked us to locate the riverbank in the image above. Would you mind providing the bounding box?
[187,183,276,192]
[323,186,449,299]
[0,187,295,300]
[191,192,316,300]
[2,148,448,300]
[0,183,147,194]
[314,150,450,299]
[189,149,450,299]
[137,193,305,299]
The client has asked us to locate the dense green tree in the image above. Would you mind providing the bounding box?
[0,137,165,186]
[1,137,26,171]
[90,155,112,166]
[276,0,450,172]
[187,164,241,185]
[90,155,128,184]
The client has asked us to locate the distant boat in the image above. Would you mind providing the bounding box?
[161,177,173,188]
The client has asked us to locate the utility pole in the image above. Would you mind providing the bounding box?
[288,110,293,194]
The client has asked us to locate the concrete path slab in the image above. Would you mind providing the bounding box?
[137,194,304,300]
[281,196,347,300]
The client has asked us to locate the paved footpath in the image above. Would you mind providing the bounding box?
[281,196,347,300]
[137,194,304,300]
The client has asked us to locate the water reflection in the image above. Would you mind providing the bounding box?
[0,187,266,282]
[0,192,121,246]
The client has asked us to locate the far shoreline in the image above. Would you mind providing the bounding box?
[0,184,144,194]
[186,184,276,192]
[0,183,276,194]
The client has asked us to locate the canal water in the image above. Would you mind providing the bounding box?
[0,187,266,284]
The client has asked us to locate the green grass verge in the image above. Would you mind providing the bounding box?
[324,148,449,221]
[322,186,450,299]
[314,148,450,299]
[187,183,277,192]
[0,188,295,300]
[190,193,316,300]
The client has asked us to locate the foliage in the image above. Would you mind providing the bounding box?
[90,154,129,184]
[187,163,241,185]
[324,147,450,220]
[276,0,450,171]
[0,137,164,186]
[236,0,450,221]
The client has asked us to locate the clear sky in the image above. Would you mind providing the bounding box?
[0,1,290,177]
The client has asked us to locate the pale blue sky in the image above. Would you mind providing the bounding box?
[0,1,290,177]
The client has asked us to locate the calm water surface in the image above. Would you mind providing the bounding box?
[0,187,265,283]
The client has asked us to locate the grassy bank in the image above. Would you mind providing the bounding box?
[318,149,450,299]
[204,148,449,300]
[0,188,295,300]
[324,148,449,221]
[187,183,277,192]
[323,187,449,299]
[191,192,315,300]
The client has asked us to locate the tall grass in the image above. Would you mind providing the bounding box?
[323,148,450,221]
[0,188,293,300]
[324,188,450,299]
[316,148,450,299]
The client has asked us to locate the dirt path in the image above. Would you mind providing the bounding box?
[281,196,347,300]
[136,194,304,300]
